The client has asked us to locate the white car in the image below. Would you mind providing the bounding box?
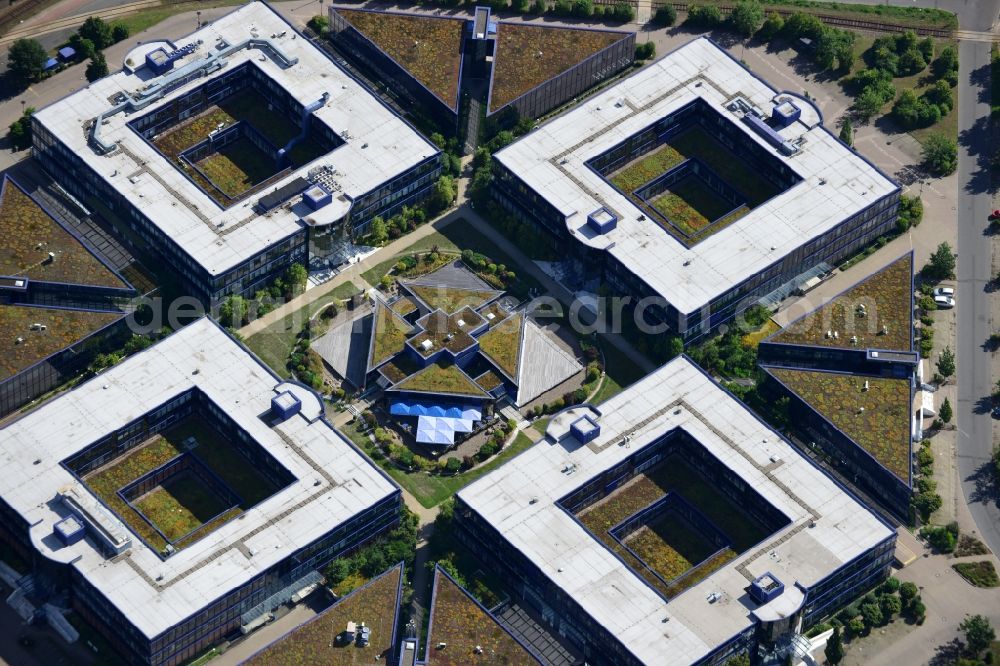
[933,287,955,298]
[934,294,955,309]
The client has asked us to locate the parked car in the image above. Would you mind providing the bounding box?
[933,287,955,297]
[933,294,955,309]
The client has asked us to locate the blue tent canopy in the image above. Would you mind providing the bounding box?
[57,46,76,60]
[43,58,59,71]
[390,401,474,419]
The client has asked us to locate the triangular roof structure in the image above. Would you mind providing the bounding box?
[335,9,466,110]
[426,566,542,665]
[392,361,486,398]
[244,563,404,664]
[767,254,913,352]
[0,305,123,381]
[406,284,501,315]
[478,312,524,380]
[488,23,630,113]
[0,176,127,289]
[369,299,414,370]
[764,366,912,482]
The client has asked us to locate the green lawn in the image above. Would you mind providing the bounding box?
[244,281,361,377]
[649,176,737,235]
[381,432,537,508]
[952,561,1000,588]
[196,139,275,198]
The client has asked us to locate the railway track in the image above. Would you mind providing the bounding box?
[0,0,161,45]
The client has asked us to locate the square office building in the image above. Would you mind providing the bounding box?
[454,356,896,665]
[32,1,441,305]
[492,37,900,341]
[0,318,400,665]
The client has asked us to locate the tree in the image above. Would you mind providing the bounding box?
[686,4,722,28]
[922,133,958,176]
[8,106,35,151]
[430,175,455,213]
[815,28,855,72]
[933,45,959,78]
[85,52,108,82]
[729,0,764,37]
[925,242,956,280]
[68,33,96,60]
[848,617,865,637]
[7,38,48,84]
[937,346,955,379]
[370,216,388,245]
[285,263,308,291]
[635,41,655,61]
[218,295,248,327]
[898,48,927,76]
[782,12,823,40]
[960,615,995,657]
[854,89,884,121]
[111,22,130,43]
[899,581,919,605]
[825,625,845,665]
[758,12,783,40]
[839,117,853,146]
[652,5,676,26]
[939,397,953,424]
[530,0,546,13]
[79,16,113,49]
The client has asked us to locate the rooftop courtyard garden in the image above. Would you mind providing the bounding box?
[768,254,913,352]
[427,567,539,666]
[477,313,523,380]
[336,10,465,108]
[607,126,785,246]
[409,307,484,358]
[81,416,283,554]
[245,564,402,665]
[490,24,627,113]
[393,362,485,397]
[406,284,498,315]
[576,456,771,599]
[0,305,122,381]
[371,302,414,368]
[0,179,125,288]
[768,367,912,481]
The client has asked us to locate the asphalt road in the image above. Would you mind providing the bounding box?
[955,38,1000,554]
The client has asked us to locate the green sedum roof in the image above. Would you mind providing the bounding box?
[393,362,486,397]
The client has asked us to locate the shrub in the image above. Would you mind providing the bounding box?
[445,457,461,473]
[611,3,634,21]
[815,28,856,72]
[920,524,956,552]
[881,576,901,594]
[860,602,884,628]
[111,22,129,43]
[913,492,943,522]
[572,0,592,17]
[307,15,329,34]
[477,441,498,461]
[635,41,655,61]
[652,4,676,25]
[899,581,918,604]
[530,0,547,12]
[848,617,865,637]
[880,593,902,618]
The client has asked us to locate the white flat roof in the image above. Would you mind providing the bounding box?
[495,37,898,315]
[34,1,436,276]
[457,356,893,664]
[0,318,397,638]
